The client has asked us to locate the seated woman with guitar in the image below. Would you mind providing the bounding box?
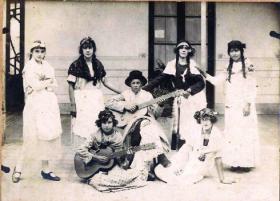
[105,70,171,172]
[75,109,156,192]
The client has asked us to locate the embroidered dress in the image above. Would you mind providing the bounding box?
[22,58,62,161]
[206,59,259,168]
[67,56,106,140]
[76,129,148,192]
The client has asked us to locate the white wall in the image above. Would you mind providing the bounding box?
[215,3,280,114]
[25,1,149,113]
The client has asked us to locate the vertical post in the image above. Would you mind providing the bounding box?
[201,2,207,69]
[148,2,154,80]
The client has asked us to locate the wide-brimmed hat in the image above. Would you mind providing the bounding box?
[125,70,147,86]
[174,40,195,57]
[30,40,46,51]
[227,40,246,55]
[194,108,218,124]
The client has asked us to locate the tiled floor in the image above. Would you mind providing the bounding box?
[1,114,279,201]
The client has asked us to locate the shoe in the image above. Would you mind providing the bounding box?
[158,154,171,168]
[147,172,156,181]
[1,165,10,173]
[12,167,21,183]
[41,171,61,181]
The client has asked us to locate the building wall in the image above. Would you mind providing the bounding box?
[25,1,149,113]
[215,3,280,114]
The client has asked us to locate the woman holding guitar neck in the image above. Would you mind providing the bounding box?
[143,40,206,147]
[76,109,158,192]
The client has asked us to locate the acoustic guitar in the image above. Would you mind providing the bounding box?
[74,143,156,179]
[111,89,187,127]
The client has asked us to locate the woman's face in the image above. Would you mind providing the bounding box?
[31,48,46,63]
[179,45,191,59]
[130,79,142,94]
[82,44,94,59]
[201,118,212,131]
[101,117,114,135]
[229,48,241,62]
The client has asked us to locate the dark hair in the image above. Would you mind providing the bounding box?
[174,40,195,76]
[227,40,247,82]
[79,37,97,55]
[95,109,118,128]
[194,108,218,124]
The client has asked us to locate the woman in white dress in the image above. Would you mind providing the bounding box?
[12,40,62,183]
[155,108,235,184]
[67,37,118,147]
[198,40,259,172]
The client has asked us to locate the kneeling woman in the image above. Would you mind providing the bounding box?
[155,108,234,184]
[76,109,153,192]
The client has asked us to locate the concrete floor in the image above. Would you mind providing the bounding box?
[1,114,279,201]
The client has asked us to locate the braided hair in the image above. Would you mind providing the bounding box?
[227,40,247,83]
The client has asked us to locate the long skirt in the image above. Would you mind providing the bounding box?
[222,104,259,168]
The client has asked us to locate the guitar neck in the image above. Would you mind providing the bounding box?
[109,144,153,159]
[137,91,178,110]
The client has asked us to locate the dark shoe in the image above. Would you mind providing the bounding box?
[158,154,171,168]
[230,166,240,172]
[240,167,251,172]
[41,171,61,181]
[1,165,10,173]
[12,167,21,183]
[147,172,156,181]
[178,139,186,150]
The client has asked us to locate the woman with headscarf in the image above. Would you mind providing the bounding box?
[143,40,207,147]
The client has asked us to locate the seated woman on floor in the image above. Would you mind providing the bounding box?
[155,108,236,185]
[76,109,161,192]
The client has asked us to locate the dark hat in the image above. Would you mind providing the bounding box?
[194,108,218,124]
[227,40,246,55]
[174,40,195,57]
[125,70,147,86]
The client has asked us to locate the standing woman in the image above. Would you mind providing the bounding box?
[67,37,115,146]
[199,40,259,171]
[143,40,206,143]
[12,40,62,183]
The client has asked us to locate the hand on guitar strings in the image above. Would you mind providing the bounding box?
[92,154,109,163]
[124,104,139,113]
[175,90,191,99]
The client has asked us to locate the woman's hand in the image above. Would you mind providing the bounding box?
[92,155,109,163]
[125,104,138,113]
[243,103,251,116]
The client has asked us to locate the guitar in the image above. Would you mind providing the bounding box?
[74,143,156,179]
[111,89,187,127]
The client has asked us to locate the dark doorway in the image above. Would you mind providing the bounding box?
[4,0,25,112]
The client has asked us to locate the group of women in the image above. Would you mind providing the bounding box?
[11,37,259,190]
